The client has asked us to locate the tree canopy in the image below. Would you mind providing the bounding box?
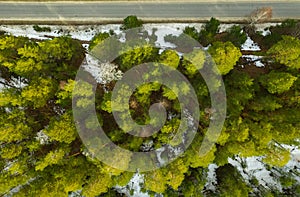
[267,35,300,69]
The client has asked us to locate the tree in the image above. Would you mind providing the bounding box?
[259,70,297,94]
[21,77,57,108]
[159,49,180,69]
[183,26,200,40]
[117,44,159,71]
[215,164,252,197]
[0,109,32,143]
[181,48,206,77]
[121,15,143,30]
[223,25,247,47]
[224,70,255,114]
[89,32,110,50]
[208,41,242,75]
[199,17,220,46]
[82,172,113,197]
[44,112,77,144]
[267,35,300,69]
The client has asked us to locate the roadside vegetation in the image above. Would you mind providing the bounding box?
[33,25,51,32]
[0,15,300,196]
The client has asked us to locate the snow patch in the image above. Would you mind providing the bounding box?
[115,173,149,197]
[156,146,167,166]
[205,163,218,191]
[140,140,154,152]
[35,130,50,145]
[218,24,236,33]
[241,35,261,51]
[254,61,265,67]
[261,29,271,36]
[243,55,264,67]
[255,23,281,36]
[83,54,123,84]
[229,156,281,190]
[0,24,121,41]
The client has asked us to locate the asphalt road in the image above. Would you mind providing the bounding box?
[0,1,299,23]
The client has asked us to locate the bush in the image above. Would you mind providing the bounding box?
[121,15,143,30]
[33,25,51,32]
[259,70,297,94]
[199,17,220,46]
[183,26,200,41]
[224,25,247,47]
[89,32,110,50]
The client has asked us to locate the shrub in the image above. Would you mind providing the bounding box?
[33,25,51,32]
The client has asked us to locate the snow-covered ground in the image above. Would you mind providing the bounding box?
[0,24,122,41]
[242,54,265,67]
[0,23,200,42]
[241,35,261,51]
[0,23,278,43]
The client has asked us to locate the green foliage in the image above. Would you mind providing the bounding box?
[181,48,206,77]
[162,86,177,100]
[101,92,112,113]
[0,109,32,143]
[0,144,23,159]
[208,41,242,75]
[35,147,68,171]
[56,79,75,104]
[204,17,220,35]
[226,117,249,143]
[121,15,143,30]
[262,33,283,50]
[248,121,273,148]
[159,49,180,69]
[82,172,113,197]
[21,77,56,108]
[225,70,255,117]
[89,32,110,50]
[144,169,167,193]
[224,25,247,47]
[259,70,297,94]
[39,36,82,63]
[44,112,77,144]
[144,158,189,193]
[181,168,207,197]
[267,35,300,69]
[1,35,84,79]
[186,135,217,168]
[0,88,22,107]
[199,17,220,46]
[33,25,51,32]
[249,94,282,111]
[216,164,252,197]
[262,146,291,167]
[118,44,159,71]
[280,19,298,28]
[183,26,200,40]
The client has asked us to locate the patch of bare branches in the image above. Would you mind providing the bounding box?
[249,7,273,25]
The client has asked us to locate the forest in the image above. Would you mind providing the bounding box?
[0,16,300,196]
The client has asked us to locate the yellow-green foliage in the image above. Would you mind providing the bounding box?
[21,77,56,108]
[267,35,300,69]
[208,41,242,75]
[35,148,68,171]
[0,144,23,159]
[44,113,77,144]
